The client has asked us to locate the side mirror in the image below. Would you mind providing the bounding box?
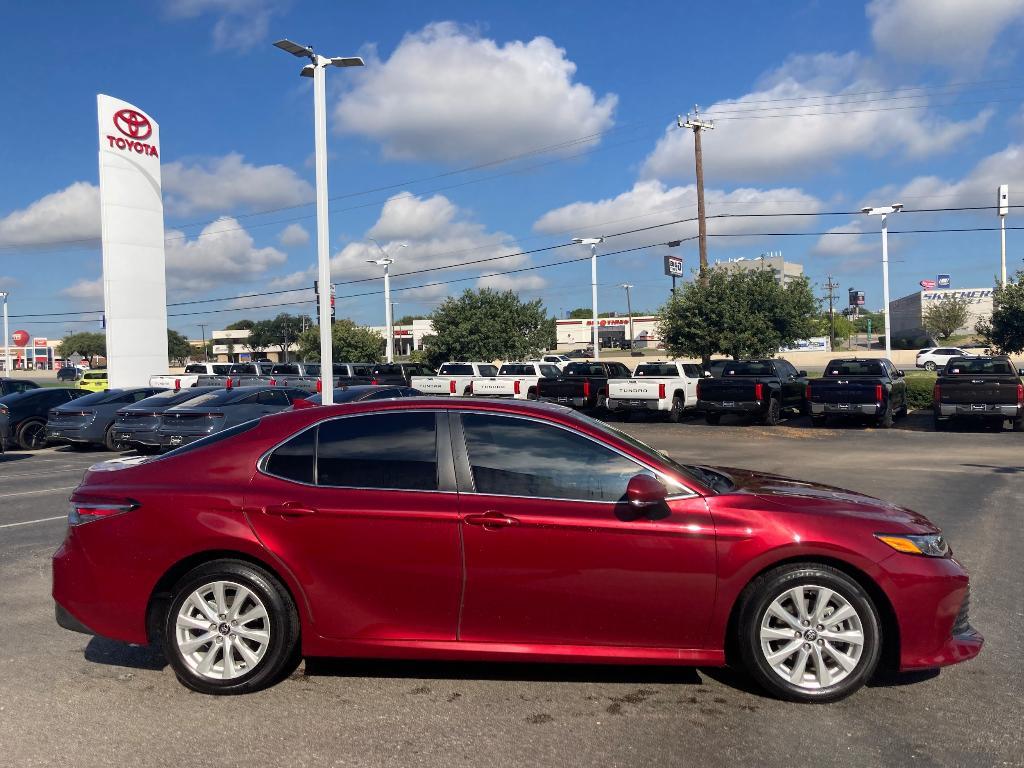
[626,474,667,509]
[1018,368,1024,377]
[703,370,713,378]
[896,369,905,377]
[797,370,808,378]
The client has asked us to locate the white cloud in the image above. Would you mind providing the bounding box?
[269,269,315,290]
[164,0,285,51]
[0,276,19,290]
[334,22,617,164]
[534,180,824,252]
[868,0,1024,70]
[165,217,287,292]
[60,277,104,300]
[163,154,313,217]
[477,273,547,292]
[810,221,875,258]
[278,222,310,247]
[641,53,992,183]
[0,182,99,247]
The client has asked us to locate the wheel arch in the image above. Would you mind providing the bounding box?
[722,554,900,673]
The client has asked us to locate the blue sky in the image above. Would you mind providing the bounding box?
[2,0,1023,340]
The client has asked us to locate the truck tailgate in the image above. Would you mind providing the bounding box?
[940,378,1019,405]
[809,380,881,404]
[472,378,516,396]
[411,377,456,394]
[609,380,661,400]
[699,379,758,401]
[537,378,586,398]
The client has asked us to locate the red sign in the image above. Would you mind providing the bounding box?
[33,337,48,347]
[11,329,29,347]
[920,279,936,289]
[114,109,152,140]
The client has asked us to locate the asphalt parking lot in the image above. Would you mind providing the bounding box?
[1,413,1021,768]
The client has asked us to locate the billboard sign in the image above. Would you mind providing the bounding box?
[848,289,865,307]
[664,254,683,277]
[97,94,169,387]
[920,279,936,289]
[11,329,29,347]
[937,274,951,288]
[33,338,48,348]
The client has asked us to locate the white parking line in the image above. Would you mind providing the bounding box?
[0,468,85,480]
[0,486,76,499]
[0,515,66,529]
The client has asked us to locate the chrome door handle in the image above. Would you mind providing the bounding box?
[465,511,519,529]
[264,503,317,517]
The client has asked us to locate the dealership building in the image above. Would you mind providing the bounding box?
[889,288,994,339]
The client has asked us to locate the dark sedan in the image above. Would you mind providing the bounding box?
[293,384,421,408]
[111,387,223,454]
[46,388,164,450]
[153,386,307,450]
[1,388,89,450]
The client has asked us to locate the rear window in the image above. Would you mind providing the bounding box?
[174,390,236,407]
[83,371,107,380]
[227,364,256,375]
[634,364,679,377]
[722,362,774,377]
[945,358,1014,375]
[184,364,208,373]
[439,364,474,375]
[564,363,604,377]
[271,364,300,375]
[498,364,534,376]
[63,390,132,406]
[824,360,885,376]
[134,388,216,407]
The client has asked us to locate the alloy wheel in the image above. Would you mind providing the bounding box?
[758,584,865,690]
[175,581,271,680]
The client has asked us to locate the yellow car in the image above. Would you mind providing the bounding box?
[79,369,109,392]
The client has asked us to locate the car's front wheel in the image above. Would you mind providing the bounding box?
[164,560,299,695]
[737,564,882,703]
[924,361,936,371]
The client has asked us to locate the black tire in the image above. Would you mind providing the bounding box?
[16,419,47,450]
[103,424,118,451]
[933,413,949,431]
[763,397,781,426]
[526,388,538,401]
[668,395,685,423]
[1013,416,1024,432]
[163,560,300,695]
[595,391,608,412]
[876,406,894,429]
[704,412,721,425]
[737,563,882,703]
[810,415,827,428]
[924,361,936,372]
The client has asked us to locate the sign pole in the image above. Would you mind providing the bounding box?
[1,293,9,375]
[312,57,335,405]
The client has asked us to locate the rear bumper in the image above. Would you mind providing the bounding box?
[55,601,96,636]
[608,398,668,412]
[538,395,588,408]
[46,426,101,445]
[937,403,1020,417]
[153,432,208,448]
[809,402,881,416]
[698,399,765,415]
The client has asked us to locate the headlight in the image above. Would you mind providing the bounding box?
[876,533,950,557]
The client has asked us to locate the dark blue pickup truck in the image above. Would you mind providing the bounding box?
[806,358,908,428]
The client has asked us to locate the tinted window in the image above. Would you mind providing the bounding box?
[184,364,208,373]
[682,364,702,378]
[134,389,213,408]
[351,365,373,376]
[317,412,437,490]
[613,363,632,377]
[824,360,885,376]
[723,361,774,376]
[303,364,321,376]
[265,427,315,484]
[946,358,1013,375]
[271,364,299,375]
[635,364,679,377]
[257,390,291,406]
[936,349,960,356]
[212,364,232,375]
[479,365,499,377]
[564,363,603,377]
[498,364,529,376]
[461,413,644,502]
[177,390,236,407]
[540,365,561,378]
[439,364,474,375]
[83,372,107,380]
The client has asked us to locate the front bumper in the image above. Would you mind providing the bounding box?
[809,402,881,416]
[938,403,1020,418]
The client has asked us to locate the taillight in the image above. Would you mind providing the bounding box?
[174,378,181,390]
[316,378,323,393]
[1017,383,1023,405]
[584,381,591,398]
[370,378,379,385]
[875,384,884,402]
[69,499,138,526]
[449,380,457,394]
[225,378,233,389]
[658,383,666,399]
[269,378,277,386]
[696,381,702,399]
[933,383,941,402]
[754,383,764,400]
[207,412,224,419]
[514,380,521,395]
[805,384,812,400]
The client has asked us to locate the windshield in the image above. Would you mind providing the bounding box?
[946,358,1014,375]
[823,360,885,376]
[722,361,774,377]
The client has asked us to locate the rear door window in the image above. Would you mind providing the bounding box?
[316,412,438,491]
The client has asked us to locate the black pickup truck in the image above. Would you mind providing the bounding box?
[696,359,807,425]
[369,362,437,386]
[934,356,1024,431]
[806,358,908,428]
[536,360,633,410]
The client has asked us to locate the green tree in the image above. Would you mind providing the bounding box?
[167,330,192,364]
[567,307,592,319]
[395,314,426,326]
[422,289,555,367]
[658,270,819,361]
[57,332,106,367]
[922,295,972,341]
[297,319,386,362]
[226,319,254,331]
[245,320,276,357]
[976,271,1024,353]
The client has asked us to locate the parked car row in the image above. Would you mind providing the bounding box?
[150,361,437,392]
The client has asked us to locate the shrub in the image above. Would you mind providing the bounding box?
[905,375,936,410]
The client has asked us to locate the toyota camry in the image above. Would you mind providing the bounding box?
[52,399,981,701]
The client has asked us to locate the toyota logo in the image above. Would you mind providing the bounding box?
[113,109,152,140]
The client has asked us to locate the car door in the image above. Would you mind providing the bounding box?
[244,410,461,641]
[454,411,717,649]
[886,361,907,408]
[682,365,702,401]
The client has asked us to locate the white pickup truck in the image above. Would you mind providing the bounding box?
[469,361,563,400]
[150,362,234,389]
[607,361,704,422]
[411,362,498,396]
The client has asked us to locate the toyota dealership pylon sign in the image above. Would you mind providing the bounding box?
[97,95,168,386]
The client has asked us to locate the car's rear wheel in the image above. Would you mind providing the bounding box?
[164,560,299,695]
[810,415,827,428]
[103,425,118,451]
[934,413,950,431]
[763,397,781,426]
[704,412,721,425]
[876,406,894,429]
[738,564,881,703]
[1013,415,1024,432]
[924,361,936,371]
[668,395,685,423]
[16,419,47,450]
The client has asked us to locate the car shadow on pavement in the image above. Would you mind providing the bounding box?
[0,453,32,463]
[304,657,702,686]
[960,463,1024,474]
[84,637,167,671]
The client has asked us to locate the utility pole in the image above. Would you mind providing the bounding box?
[573,237,604,358]
[620,284,634,347]
[824,275,839,352]
[679,107,714,276]
[197,323,208,362]
[999,184,1009,286]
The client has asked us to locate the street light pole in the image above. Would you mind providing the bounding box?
[0,291,9,375]
[620,284,634,346]
[274,39,364,405]
[573,237,604,359]
[861,203,903,358]
[369,240,407,364]
[999,184,1009,286]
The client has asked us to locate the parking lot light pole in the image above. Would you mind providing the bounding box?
[573,237,604,358]
[861,203,903,357]
[368,240,407,364]
[620,284,634,345]
[274,39,364,404]
[0,291,9,375]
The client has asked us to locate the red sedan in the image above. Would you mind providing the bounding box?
[52,399,981,701]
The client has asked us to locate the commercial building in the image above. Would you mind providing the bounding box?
[712,252,804,286]
[365,318,434,357]
[0,337,58,371]
[889,288,993,339]
[556,316,661,350]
